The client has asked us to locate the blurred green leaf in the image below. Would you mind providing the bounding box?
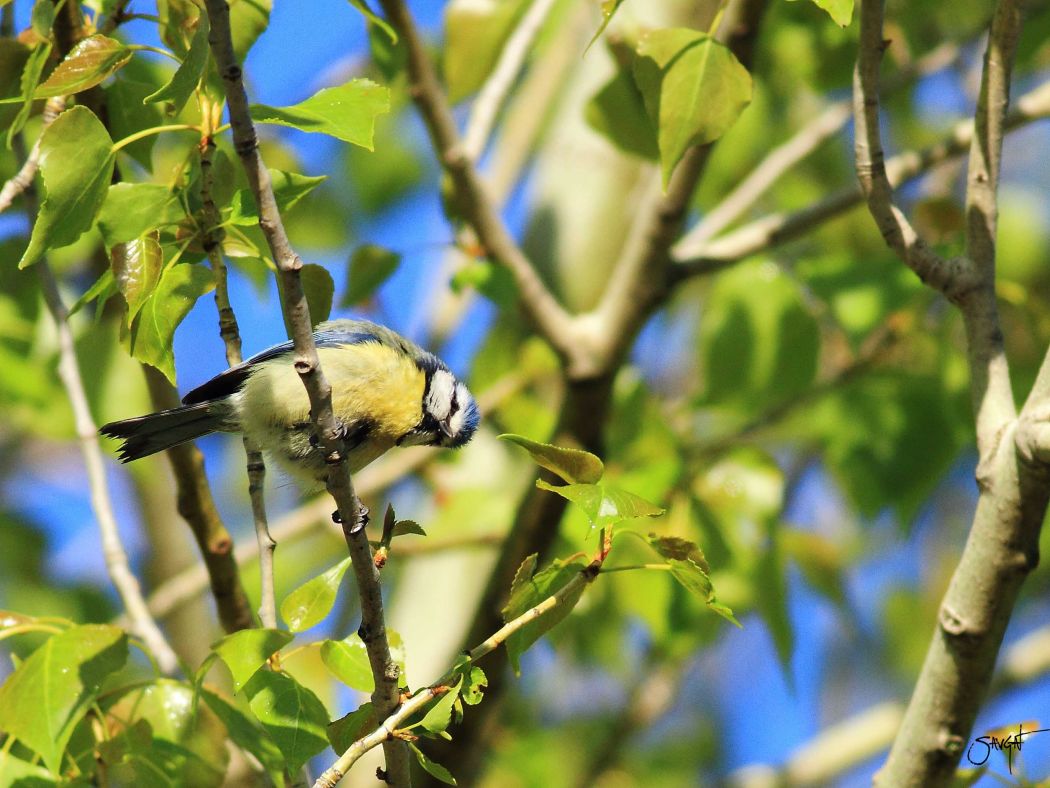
[327,702,376,753]
[585,64,659,160]
[280,556,351,633]
[535,480,664,529]
[633,28,752,185]
[647,534,710,573]
[127,262,215,384]
[251,79,390,148]
[586,0,627,51]
[0,624,127,772]
[502,556,588,674]
[230,0,272,62]
[18,106,115,269]
[201,688,285,775]
[667,558,740,626]
[30,0,54,38]
[301,263,335,325]
[699,260,819,412]
[320,635,373,692]
[212,628,293,693]
[409,741,457,785]
[443,0,529,102]
[6,40,48,146]
[0,750,54,784]
[69,268,117,318]
[500,434,605,484]
[227,170,328,226]
[754,525,793,671]
[144,13,209,115]
[111,231,163,321]
[342,244,401,306]
[98,183,184,246]
[244,670,329,773]
[450,259,517,307]
[788,0,854,26]
[35,35,133,98]
[346,0,397,42]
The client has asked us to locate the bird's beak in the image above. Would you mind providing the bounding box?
[439,419,454,439]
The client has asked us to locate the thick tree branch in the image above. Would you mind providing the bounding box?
[375,0,579,369]
[201,1,409,782]
[673,79,1050,278]
[854,2,1049,785]
[142,367,254,633]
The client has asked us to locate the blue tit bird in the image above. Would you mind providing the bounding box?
[100,319,480,487]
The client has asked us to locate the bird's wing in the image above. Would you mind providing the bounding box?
[181,325,383,404]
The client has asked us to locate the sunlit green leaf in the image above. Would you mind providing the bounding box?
[633,28,752,185]
[244,670,329,773]
[788,0,854,26]
[251,79,390,148]
[6,41,49,147]
[201,689,285,775]
[535,480,664,529]
[460,666,487,706]
[18,107,115,268]
[443,0,529,102]
[144,12,209,115]
[646,534,710,573]
[341,244,401,306]
[319,635,373,692]
[409,742,457,785]
[327,702,376,754]
[346,0,397,42]
[0,624,127,772]
[420,676,463,735]
[391,520,426,538]
[111,232,163,321]
[230,0,272,61]
[105,74,166,169]
[502,557,588,674]
[280,556,351,633]
[97,183,184,246]
[585,65,658,160]
[500,434,604,484]
[35,35,133,98]
[227,170,328,226]
[128,262,215,384]
[585,0,628,52]
[211,628,293,693]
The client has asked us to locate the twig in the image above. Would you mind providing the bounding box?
[202,1,408,782]
[0,98,66,213]
[462,0,559,162]
[198,135,277,629]
[375,0,580,371]
[677,39,961,252]
[671,78,1050,278]
[12,117,180,673]
[141,367,254,632]
[853,2,1050,786]
[316,552,604,788]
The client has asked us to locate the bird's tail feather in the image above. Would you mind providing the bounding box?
[99,401,229,462]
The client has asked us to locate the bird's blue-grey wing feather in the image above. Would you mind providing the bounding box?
[180,327,382,404]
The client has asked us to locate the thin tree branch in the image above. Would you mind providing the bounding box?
[375,0,580,370]
[462,0,559,162]
[854,1,1049,785]
[677,39,961,253]
[141,366,254,633]
[11,118,180,673]
[201,1,408,782]
[198,135,277,629]
[0,97,66,213]
[316,549,605,788]
[672,78,1050,278]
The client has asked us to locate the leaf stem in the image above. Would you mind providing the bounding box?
[599,563,672,574]
[126,43,181,63]
[111,123,199,152]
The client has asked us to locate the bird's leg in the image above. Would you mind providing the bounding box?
[331,502,370,534]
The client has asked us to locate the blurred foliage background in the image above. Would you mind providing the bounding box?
[3,0,1050,785]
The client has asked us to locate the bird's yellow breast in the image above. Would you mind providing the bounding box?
[239,342,425,442]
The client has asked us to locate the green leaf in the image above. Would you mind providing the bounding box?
[420,676,463,735]
[69,268,117,318]
[227,170,328,226]
[280,556,351,633]
[111,231,164,320]
[341,244,401,306]
[6,41,49,147]
[391,520,426,538]
[535,480,664,529]
[585,0,628,52]
[754,528,793,669]
[699,260,819,413]
[646,533,710,573]
[327,702,376,754]
[449,259,517,307]
[499,434,604,484]
[18,106,115,269]
[459,666,487,706]
[30,0,54,38]
[585,65,658,160]
[97,183,185,247]
[105,74,166,169]
[301,263,335,325]
[319,635,374,693]
[0,750,55,785]
[0,624,127,772]
[788,0,854,26]
[250,79,390,148]
[443,0,529,103]
[230,0,272,62]
[144,12,209,115]
[633,28,752,185]
[35,35,133,98]
[128,262,215,384]
[211,628,293,693]
[201,689,285,775]
[409,742,457,785]
[501,557,588,674]
[244,670,330,774]
[666,558,740,627]
[346,0,397,42]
